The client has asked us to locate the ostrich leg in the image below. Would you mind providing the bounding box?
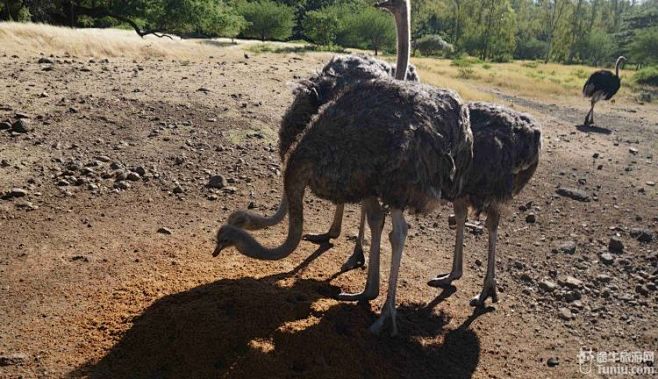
[585,99,596,126]
[336,198,384,301]
[341,202,367,271]
[304,204,344,243]
[470,206,500,307]
[428,198,467,288]
[369,208,408,336]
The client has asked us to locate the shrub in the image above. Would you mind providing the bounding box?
[634,66,658,87]
[413,34,453,57]
[238,0,294,41]
[515,38,548,60]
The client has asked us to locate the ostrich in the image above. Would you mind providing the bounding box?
[427,102,542,306]
[214,0,474,335]
[582,56,626,126]
[227,6,419,271]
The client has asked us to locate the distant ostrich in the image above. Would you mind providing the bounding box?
[582,56,626,126]
[214,0,474,335]
[227,14,419,272]
[427,103,542,306]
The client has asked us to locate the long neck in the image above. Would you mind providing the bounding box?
[232,197,288,230]
[229,164,306,260]
[615,58,623,77]
[394,1,411,81]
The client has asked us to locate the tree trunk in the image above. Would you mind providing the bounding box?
[4,0,13,20]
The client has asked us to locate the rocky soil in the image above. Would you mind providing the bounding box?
[0,48,657,378]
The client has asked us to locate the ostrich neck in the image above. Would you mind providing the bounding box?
[394,2,411,81]
[615,60,622,77]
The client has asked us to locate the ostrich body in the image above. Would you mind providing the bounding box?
[214,0,474,336]
[427,102,542,306]
[228,1,419,270]
[582,56,626,126]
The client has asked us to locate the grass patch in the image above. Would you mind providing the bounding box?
[246,42,345,55]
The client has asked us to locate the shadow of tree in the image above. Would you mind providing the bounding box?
[68,272,480,379]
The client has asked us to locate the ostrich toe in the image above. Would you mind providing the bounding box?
[335,289,378,302]
[427,272,461,288]
[369,300,398,336]
[341,244,365,271]
[303,232,336,244]
[469,279,498,307]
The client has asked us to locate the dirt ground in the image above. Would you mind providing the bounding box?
[0,45,657,379]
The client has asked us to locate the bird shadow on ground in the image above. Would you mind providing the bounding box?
[576,124,613,135]
[67,267,481,378]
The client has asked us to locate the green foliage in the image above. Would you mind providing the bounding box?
[634,66,658,87]
[342,6,395,55]
[303,8,340,46]
[238,0,295,41]
[414,34,453,57]
[573,30,616,66]
[515,38,548,61]
[630,27,658,65]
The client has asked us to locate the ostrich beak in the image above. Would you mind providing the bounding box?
[212,243,227,257]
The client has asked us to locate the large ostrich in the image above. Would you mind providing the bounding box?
[582,56,626,126]
[228,6,419,271]
[213,0,474,336]
[427,103,542,306]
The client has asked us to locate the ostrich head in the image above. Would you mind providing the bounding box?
[375,0,408,16]
[213,225,239,257]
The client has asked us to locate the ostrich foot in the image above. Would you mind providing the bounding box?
[303,232,337,244]
[341,244,365,271]
[469,279,498,307]
[369,300,397,336]
[427,271,462,288]
[335,287,378,302]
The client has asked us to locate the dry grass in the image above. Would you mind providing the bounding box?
[0,22,225,59]
[410,57,641,105]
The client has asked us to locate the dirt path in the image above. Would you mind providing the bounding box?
[0,50,656,379]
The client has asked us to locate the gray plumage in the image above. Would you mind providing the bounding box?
[279,55,419,161]
[460,102,542,212]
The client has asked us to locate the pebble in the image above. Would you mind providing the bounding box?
[157,227,173,235]
[556,187,590,202]
[539,280,557,292]
[600,252,614,265]
[11,119,30,133]
[558,307,573,320]
[525,213,536,223]
[127,172,141,181]
[0,353,27,366]
[629,228,653,243]
[608,237,624,254]
[562,276,583,289]
[552,241,576,255]
[208,175,227,189]
[6,188,28,198]
[38,57,54,64]
[173,183,184,194]
[629,147,639,155]
[547,357,559,367]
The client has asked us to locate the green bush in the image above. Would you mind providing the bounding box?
[238,0,294,41]
[413,34,453,57]
[634,66,658,87]
[303,8,340,46]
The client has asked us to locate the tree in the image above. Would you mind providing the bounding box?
[414,34,453,57]
[238,0,294,41]
[303,7,340,46]
[630,27,658,66]
[343,6,395,55]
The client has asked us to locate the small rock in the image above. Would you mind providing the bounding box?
[96,155,112,163]
[539,280,557,292]
[552,241,576,255]
[547,357,559,367]
[525,213,536,223]
[6,188,28,198]
[11,119,30,133]
[629,147,639,155]
[0,353,28,366]
[600,252,614,265]
[558,307,573,320]
[157,227,173,235]
[562,276,583,289]
[207,175,227,189]
[38,57,54,64]
[556,187,590,202]
[608,237,624,254]
[114,181,130,190]
[0,121,11,130]
[173,183,184,194]
[630,228,653,243]
[127,172,141,181]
